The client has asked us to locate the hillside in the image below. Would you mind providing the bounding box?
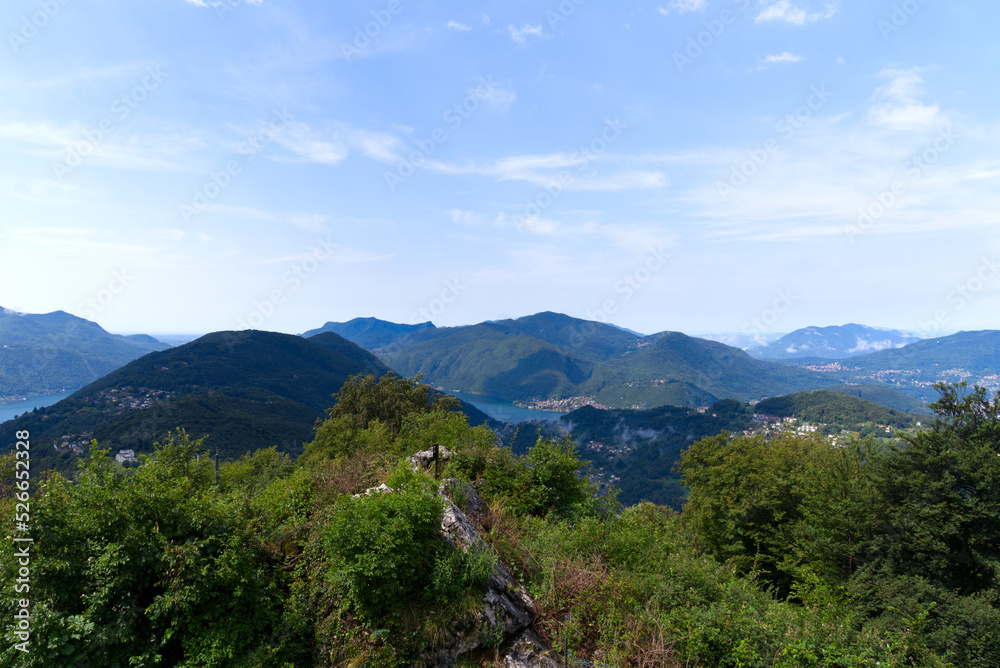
[558,399,751,508]
[826,384,931,414]
[754,390,923,429]
[301,317,435,350]
[1,330,420,466]
[803,330,1000,403]
[378,313,840,409]
[747,323,920,360]
[0,307,170,398]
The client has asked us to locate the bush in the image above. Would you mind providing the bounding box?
[324,477,495,625]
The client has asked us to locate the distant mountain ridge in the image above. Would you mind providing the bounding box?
[302,318,435,350]
[0,307,170,398]
[318,311,844,409]
[748,324,921,360]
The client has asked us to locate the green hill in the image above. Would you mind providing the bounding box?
[826,384,931,414]
[0,307,170,397]
[381,314,840,409]
[0,330,401,466]
[754,390,923,429]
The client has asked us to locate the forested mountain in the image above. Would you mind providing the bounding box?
[1,330,489,467]
[754,390,923,429]
[0,306,169,397]
[371,312,841,408]
[301,317,435,350]
[747,323,920,360]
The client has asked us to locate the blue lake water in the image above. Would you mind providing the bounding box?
[448,391,567,424]
[0,391,75,424]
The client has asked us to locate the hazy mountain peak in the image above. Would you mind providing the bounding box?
[749,324,921,360]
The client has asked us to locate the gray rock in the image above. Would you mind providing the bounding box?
[503,628,563,668]
[416,479,545,667]
[408,445,453,472]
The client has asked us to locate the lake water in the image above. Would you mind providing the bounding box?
[0,391,75,424]
[449,391,567,424]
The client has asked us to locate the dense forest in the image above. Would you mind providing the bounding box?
[2,376,998,666]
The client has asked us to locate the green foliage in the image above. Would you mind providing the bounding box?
[306,372,464,461]
[218,445,295,497]
[450,434,610,519]
[326,372,460,437]
[867,382,1000,595]
[323,479,494,626]
[0,430,289,667]
[678,383,1000,666]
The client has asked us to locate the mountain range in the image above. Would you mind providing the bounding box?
[336,312,910,408]
[0,307,169,398]
[747,324,921,360]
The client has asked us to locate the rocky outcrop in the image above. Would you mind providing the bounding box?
[503,629,563,668]
[408,446,453,473]
[419,478,555,667]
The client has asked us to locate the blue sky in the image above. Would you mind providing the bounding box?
[1,0,998,340]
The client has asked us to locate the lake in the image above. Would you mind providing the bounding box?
[0,391,75,424]
[448,391,567,424]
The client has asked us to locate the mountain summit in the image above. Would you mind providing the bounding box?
[747,324,921,360]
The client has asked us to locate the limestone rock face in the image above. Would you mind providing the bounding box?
[418,478,554,667]
[408,446,453,473]
[503,629,563,668]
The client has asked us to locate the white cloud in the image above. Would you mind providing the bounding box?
[658,0,707,15]
[475,82,517,110]
[449,209,481,225]
[274,125,349,165]
[508,24,544,43]
[0,118,197,172]
[868,68,945,130]
[849,338,895,353]
[446,20,471,31]
[272,123,402,166]
[755,0,839,25]
[764,52,802,65]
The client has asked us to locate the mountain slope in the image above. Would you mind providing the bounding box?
[0,307,170,397]
[302,317,435,350]
[824,330,1000,403]
[754,390,922,428]
[582,331,838,405]
[748,324,920,360]
[379,313,840,408]
[1,330,393,465]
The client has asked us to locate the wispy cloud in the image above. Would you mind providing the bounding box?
[272,122,402,166]
[868,68,945,130]
[764,51,802,65]
[657,0,707,15]
[508,24,544,43]
[755,0,839,25]
[750,51,804,71]
[446,20,471,31]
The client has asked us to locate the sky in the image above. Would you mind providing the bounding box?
[1,0,998,340]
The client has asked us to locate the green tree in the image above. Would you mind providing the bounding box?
[868,382,1000,596]
[0,431,290,668]
[307,372,461,460]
